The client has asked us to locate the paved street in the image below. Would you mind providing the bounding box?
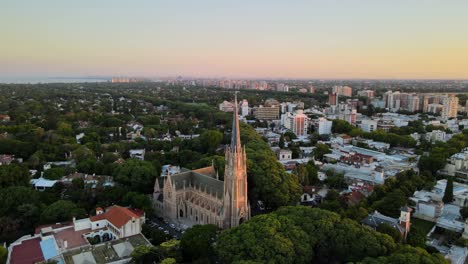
[148,217,183,240]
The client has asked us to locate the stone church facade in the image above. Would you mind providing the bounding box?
[153,96,251,229]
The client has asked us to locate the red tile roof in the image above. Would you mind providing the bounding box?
[90,206,144,228]
[10,237,45,264]
[346,190,365,205]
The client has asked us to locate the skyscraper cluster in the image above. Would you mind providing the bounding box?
[332,85,353,97]
[384,91,459,119]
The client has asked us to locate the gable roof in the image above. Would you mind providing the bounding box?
[361,211,405,234]
[31,177,57,188]
[90,206,144,228]
[169,167,224,198]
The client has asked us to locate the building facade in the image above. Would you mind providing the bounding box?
[283,110,310,137]
[153,96,251,229]
[360,119,377,132]
[318,117,333,135]
[333,85,352,97]
[240,99,249,117]
[442,94,459,120]
[255,105,280,120]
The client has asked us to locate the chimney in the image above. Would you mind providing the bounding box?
[96,207,104,215]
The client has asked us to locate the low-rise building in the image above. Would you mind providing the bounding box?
[361,207,412,239]
[219,100,235,112]
[31,177,58,191]
[129,149,145,160]
[0,114,10,122]
[0,154,22,165]
[300,186,324,206]
[60,173,114,188]
[43,160,76,171]
[442,148,468,178]
[7,206,148,264]
[360,119,377,132]
[277,149,292,161]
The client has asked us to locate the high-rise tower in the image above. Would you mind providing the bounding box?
[222,93,251,228]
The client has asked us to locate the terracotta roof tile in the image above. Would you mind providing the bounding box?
[90,206,144,228]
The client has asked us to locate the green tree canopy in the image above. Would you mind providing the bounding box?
[40,200,86,224]
[0,164,30,188]
[240,123,301,209]
[313,143,331,161]
[131,245,160,264]
[377,223,403,243]
[180,224,219,262]
[362,245,448,264]
[43,167,66,180]
[122,191,153,214]
[113,159,158,193]
[0,245,7,264]
[200,130,223,154]
[217,206,397,264]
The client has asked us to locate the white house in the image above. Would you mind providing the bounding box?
[31,177,57,191]
[129,149,145,160]
[75,206,146,239]
[277,149,292,161]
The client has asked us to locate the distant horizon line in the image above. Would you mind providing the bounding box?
[2,75,468,82]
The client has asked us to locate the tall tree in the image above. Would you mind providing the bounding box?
[114,159,158,193]
[0,164,30,188]
[180,224,219,263]
[199,130,223,154]
[40,200,86,224]
[314,143,331,161]
[442,178,454,203]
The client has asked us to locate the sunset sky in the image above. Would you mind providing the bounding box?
[2,0,468,79]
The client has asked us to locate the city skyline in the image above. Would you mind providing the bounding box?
[2,0,468,79]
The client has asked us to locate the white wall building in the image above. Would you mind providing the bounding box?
[425,130,447,143]
[277,149,292,161]
[360,119,378,132]
[318,118,333,135]
[129,149,145,160]
[240,99,249,117]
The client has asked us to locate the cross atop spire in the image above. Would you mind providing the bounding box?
[231,92,241,151]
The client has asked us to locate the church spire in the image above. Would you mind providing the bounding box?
[231,92,241,151]
[222,91,251,229]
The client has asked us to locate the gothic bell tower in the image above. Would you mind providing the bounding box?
[223,93,251,228]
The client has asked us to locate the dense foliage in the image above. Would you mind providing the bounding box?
[240,123,301,208]
[216,207,447,264]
